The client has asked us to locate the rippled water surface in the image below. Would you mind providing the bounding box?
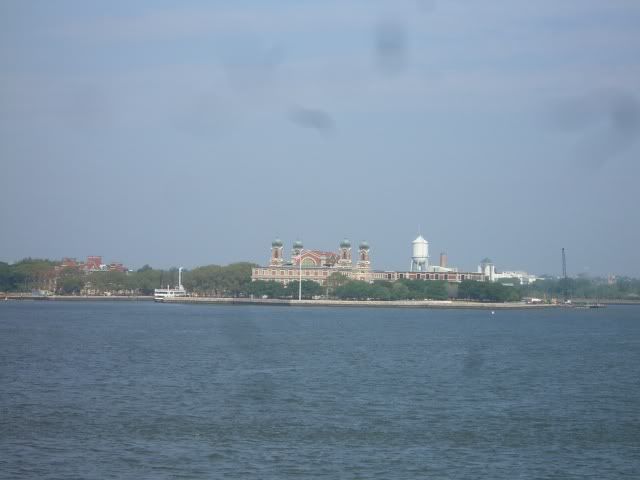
[1,301,639,479]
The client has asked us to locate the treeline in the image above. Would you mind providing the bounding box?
[3,257,640,302]
[85,266,171,295]
[0,259,520,301]
[0,259,256,297]
[249,277,518,302]
[0,259,58,292]
[248,278,448,301]
[183,263,255,297]
[86,263,257,296]
[247,280,324,299]
[23,263,187,295]
[458,280,521,302]
[333,279,450,301]
[506,277,640,301]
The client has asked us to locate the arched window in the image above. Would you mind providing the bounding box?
[302,258,316,268]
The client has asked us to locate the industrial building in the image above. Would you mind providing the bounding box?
[251,236,485,286]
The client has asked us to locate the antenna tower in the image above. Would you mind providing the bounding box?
[562,248,568,300]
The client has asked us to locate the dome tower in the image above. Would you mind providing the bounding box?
[291,239,304,260]
[270,238,284,266]
[357,241,371,270]
[338,238,352,267]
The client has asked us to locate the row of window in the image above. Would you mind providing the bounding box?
[254,269,484,281]
[372,272,483,282]
[254,269,330,277]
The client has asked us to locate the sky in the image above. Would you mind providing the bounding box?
[1,0,639,276]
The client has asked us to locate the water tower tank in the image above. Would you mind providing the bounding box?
[412,235,428,259]
[411,235,429,271]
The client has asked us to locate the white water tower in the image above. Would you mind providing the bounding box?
[411,235,429,272]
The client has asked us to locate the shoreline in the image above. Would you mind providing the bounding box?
[3,295,154,301]
[161,297,560,309]
[3,295,638,309]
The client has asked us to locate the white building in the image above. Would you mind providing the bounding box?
[493,270,539,285]
[478,258,496,281]
[478,258,538,284]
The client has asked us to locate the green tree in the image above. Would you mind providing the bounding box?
[390,282,411,300]
[183,262,256,297]
[334,280,373,300]
[423,281,449,300]
[0,262,11,291]
[128,267,163,295]
[286,280,323,299]
[370,283,392,300]
[57,267,85,295]
[457,280,521,302]
[325,272,349,296]
[87,271,128,293]
[248,280,287,298]
[11,258,58,291]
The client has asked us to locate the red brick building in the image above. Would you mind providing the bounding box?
[252,238,484,286]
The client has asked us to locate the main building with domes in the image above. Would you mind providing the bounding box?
[251,237,485,286]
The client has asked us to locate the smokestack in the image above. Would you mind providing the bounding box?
[439,252,447,268]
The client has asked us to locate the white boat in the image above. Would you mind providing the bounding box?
[154,267,188,301]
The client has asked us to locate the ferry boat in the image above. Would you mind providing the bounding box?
[154,267,188,301]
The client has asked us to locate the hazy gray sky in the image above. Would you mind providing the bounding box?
[1,0,639,276]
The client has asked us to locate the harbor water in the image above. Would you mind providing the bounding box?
[1,301,639,479]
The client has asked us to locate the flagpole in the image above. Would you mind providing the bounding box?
[298,249,303,301]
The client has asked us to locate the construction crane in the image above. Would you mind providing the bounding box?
[562,248,568,301]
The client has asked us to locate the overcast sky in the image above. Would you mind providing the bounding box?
[1,0,639,276]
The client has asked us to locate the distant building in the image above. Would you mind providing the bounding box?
[478,258,496,281]
[252,237,485,286]
[61,257,79,269]
[56,256,127,274]
[86,256,102,271]
[478,258,538,284]
[493,270,539,285]
[254,238,373,285]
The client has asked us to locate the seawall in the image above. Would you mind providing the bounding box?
[160,297,561,310]
[3,295,154,301]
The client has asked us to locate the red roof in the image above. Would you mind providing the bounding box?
[305,250,338,257]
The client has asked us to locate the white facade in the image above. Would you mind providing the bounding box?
[478,259,496,281]
[478,258,538,284]
[493,270,539,285]
[427,265,458,273]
